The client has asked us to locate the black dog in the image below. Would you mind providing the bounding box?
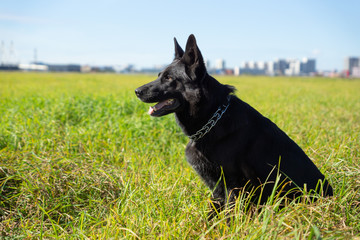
[135,34,333,217]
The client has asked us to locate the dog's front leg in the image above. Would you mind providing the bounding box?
[207,183,227,220]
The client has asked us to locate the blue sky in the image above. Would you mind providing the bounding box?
[1,0,359,70]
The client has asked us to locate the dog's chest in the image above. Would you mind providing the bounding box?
[185,143,221,189]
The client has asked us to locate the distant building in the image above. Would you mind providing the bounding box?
[238,60,266,75]
[241,61,249,69]
[257,61,267,70]
[239,64,266,75]
[267,61,275,75]
[285,59,301,76]
[234,66,240,76]
[47,64,81,72]
[264,59,288,75]
[285,58,316,76]
[224,69,234,75]
[248,61,257,69]
[19,63,48,71]
[0,64,19,71]
[81,65,91,73]
[344,57,360,76]
[274,59,288,75]
[204,59,210,69]
[237,58,316,76]
[215,59,226,70]
[301,58,316,74]
[352,67,360,78]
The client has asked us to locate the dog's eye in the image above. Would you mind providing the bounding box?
[164,76,173,82]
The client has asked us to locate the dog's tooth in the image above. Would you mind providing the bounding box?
[148,106,155,115]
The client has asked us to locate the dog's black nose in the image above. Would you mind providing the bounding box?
[135,88,142,97]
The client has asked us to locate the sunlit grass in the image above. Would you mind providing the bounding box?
[1,72,359,239]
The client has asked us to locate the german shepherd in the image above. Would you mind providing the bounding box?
[135,34,333,217]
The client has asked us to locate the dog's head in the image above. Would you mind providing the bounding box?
[135,34,207,117]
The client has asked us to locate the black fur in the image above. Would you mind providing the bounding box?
[135,34,333,217]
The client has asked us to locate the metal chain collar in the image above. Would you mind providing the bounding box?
[189,95,231,142]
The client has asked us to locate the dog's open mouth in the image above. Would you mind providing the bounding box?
[148,98,180,117]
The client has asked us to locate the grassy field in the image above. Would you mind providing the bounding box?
[0,72,359,239]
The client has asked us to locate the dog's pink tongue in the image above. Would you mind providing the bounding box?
[148,100,168,115]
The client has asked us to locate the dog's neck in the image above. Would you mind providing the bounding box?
[175,75,233,138]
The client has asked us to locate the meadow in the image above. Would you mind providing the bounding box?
[0,72,359,239]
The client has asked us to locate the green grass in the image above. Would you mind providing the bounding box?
[0,72,359,239]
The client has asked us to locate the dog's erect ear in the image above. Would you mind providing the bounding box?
[174,37,184,59]
[182,34,206,79]
[183,34,203,66]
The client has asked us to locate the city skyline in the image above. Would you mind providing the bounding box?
[2,42,360,76]
[1,1,360,71]
[1,40,358,74]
